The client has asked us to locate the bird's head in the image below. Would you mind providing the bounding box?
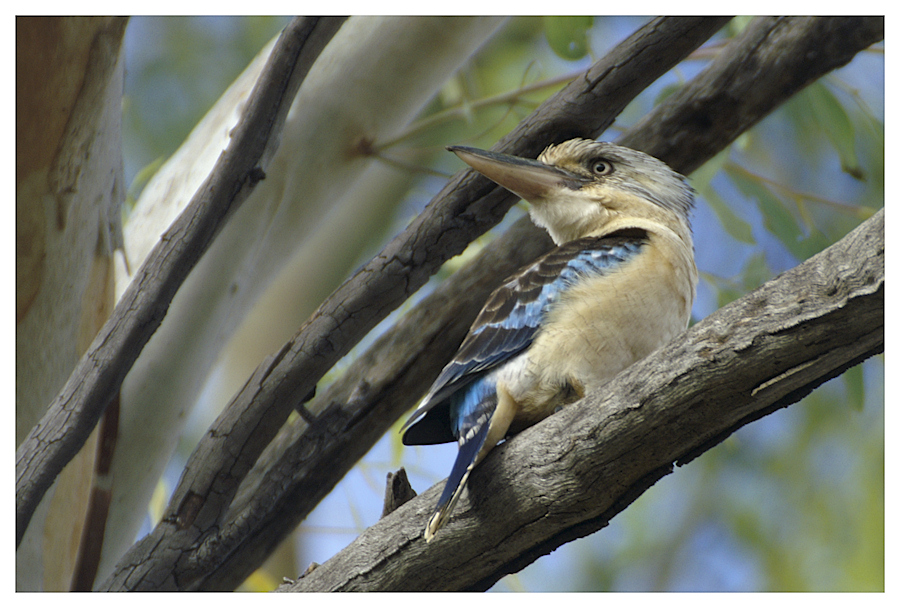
[449,138,694,245]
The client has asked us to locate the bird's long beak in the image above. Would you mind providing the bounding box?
[448,145,590,201]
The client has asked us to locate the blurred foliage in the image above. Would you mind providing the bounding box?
[123,16,883,592]
[543,16,594,60]
[122,16,290,192]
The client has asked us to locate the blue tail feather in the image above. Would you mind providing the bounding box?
[435,420,490,514]
[426,402,493,541]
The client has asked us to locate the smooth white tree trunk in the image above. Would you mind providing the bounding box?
[16,17,127,590]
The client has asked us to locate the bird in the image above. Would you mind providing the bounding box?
[401,138,698,541]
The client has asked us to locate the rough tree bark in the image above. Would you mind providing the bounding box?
[17,15,882,592]
[99,19,507,580]
[276,16,885,591]
[282,207,883,591]
[97,16,731,591]
[96,16,883,592]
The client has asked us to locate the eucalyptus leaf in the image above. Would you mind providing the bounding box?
[703,186,756,245]
[741,252,770,291]
[544,16,593,60]
[693,150,756,245]
[728,166,804,257]
[804,81,864,180]
[843,364,865,412]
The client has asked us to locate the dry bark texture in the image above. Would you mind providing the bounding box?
[283,208,883,592]
[105,16,882,591]
[14,15,883,592]
[97,17,732,591]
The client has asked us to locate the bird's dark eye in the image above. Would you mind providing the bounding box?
[591,159,613,176]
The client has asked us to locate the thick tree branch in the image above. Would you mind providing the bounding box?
[15,16,347,546]
[621,16,886,173]
[235,15,882,589]
[98,16,727,591]
[284,208,883,591]
[98,16,884,591]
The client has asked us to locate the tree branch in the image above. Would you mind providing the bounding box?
[283,207,883,591]
[98,16,884,591]
[98,16,728,591]
[273,16,883,592]
[247,14,881,584]
[620,16,886,173]
[15,16,347,547]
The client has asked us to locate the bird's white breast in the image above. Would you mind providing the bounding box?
[496,230,696,430]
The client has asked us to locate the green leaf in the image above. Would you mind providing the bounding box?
[842,363,865,412]
[693,151,755,245]
[804,81,865,180]
[126,156,166,209]
[741,252,770,291]
[727,16,755,36]
[705,187,756,245]
[691,147,729,192]
[715,283,744,308]
[728,166,805,257]
[543,16,593,60]
[793,228,834,260]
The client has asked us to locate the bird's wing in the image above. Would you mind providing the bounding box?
[401,230,648,445]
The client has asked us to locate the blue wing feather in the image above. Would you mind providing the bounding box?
[402,230,647,446]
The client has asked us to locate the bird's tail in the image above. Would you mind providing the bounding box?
[424,418,491,542]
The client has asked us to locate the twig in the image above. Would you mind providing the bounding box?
[381,469,417,518]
